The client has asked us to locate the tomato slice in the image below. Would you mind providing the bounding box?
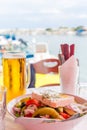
[24,113,33,117]
[60,112,70,119]
[26,99,40,107]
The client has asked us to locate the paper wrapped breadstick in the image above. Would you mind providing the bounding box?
[70,44,75,56]
[60,44,75,61]
[59,55,79,95]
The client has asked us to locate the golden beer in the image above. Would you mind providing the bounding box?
[2,52,26,103]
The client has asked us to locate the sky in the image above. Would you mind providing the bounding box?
[0,0,87,29]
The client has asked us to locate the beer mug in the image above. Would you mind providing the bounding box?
[2,52,30,103]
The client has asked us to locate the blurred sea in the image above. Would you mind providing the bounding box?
[16,34,87,83]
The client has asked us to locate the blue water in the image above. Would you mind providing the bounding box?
[17,34,87,83]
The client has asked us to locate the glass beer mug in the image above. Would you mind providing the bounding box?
[2,52,30,103]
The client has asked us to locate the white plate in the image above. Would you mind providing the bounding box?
[7,87,87,130]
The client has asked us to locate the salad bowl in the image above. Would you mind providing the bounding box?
[7,87,87,130]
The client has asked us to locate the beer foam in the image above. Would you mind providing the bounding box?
[3,52,26,59]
